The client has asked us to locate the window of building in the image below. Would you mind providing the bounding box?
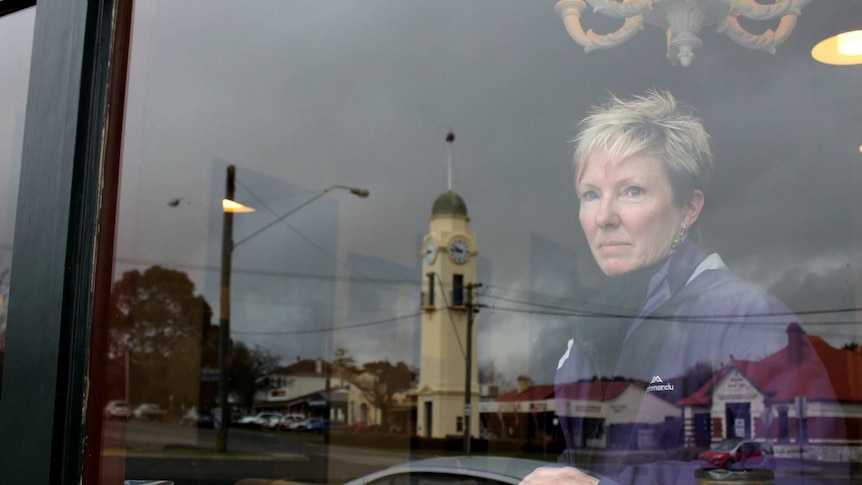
[452,274,464,307]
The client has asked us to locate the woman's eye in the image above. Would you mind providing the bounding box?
[627,187,644,197]
[582,191,599,201]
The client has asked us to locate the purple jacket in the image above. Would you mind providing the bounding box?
[554,240,798,484]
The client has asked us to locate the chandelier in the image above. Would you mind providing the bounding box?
[555,0,811,67]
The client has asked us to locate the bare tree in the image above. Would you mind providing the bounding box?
[333,347,359,373]
[842,342,862,356]
[479,358,515,394]
[229,341,282,410]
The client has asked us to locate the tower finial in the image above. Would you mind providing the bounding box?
[446,127,454,191]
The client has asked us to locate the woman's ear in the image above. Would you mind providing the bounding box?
[683,190,704,227]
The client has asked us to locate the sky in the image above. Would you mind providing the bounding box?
[3,2,861,386]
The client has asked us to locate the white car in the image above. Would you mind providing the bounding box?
[341,456,559,485]
[278,413,306,430]
[104,400,132,420]
[180,407,214,428]
[290,417,328,431]
[133,403,167,421]
[239,412,282,428]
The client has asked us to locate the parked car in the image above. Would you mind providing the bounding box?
[261,413,283,429]
[699,439,776,470]
[211,407,241,429]
[341,456,559,485]
[278,413,306,430]
[291,417,323,431]
[180,407,214,428]
[104,400,132,420]
[304,419,345,432]
[238,412,282,428]
[133,403,167,421]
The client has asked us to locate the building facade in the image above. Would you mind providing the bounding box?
[417,190,480,439]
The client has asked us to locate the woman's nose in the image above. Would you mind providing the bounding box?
[595,198,620,227]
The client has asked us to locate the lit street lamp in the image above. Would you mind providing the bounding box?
[216,164,369,453]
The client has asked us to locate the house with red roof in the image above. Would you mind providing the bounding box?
[678,323,862,461]
[478,376,557,440]
[252,358,360,423]
[482,375,680,449]
[555,379,682,449]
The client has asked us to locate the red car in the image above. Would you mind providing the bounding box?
[699,439,776,470]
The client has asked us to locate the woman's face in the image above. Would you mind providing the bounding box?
[578,148,702,276]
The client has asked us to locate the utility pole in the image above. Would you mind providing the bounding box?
[216,165,235,453]
[210,165,366,454]
[464,282,482,454]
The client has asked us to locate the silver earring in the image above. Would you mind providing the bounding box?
[671,226,687,250]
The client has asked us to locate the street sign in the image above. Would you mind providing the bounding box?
[464,404,471,416]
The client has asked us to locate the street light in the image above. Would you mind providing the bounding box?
[216,164,368,453]
[233,184,368,249]
[222,199,255,213]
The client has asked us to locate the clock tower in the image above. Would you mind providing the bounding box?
[417,190,480,439]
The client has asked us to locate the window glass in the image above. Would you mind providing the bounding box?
[100,2,862,484]
[0,6,33,398]
[386,472,505,485]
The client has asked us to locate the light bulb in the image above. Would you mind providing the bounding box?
[222,199,255,213]
[837,31,862,56]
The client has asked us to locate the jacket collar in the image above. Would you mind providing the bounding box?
[624,240,708,340]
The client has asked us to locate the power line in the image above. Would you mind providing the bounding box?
[232,311,422,336]
[480,291,586,313]
[113,259,862,326]
[481,283,594,308]
[427,271,466,359]
[483,303,862,327]
[235,178,421,303]
[114,257,419,285]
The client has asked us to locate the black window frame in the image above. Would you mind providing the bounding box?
[0,0,33,17]
[0,0,130,484]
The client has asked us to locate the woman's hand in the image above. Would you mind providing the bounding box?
[519,466,600,485]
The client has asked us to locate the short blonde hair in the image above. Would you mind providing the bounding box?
[574,90,712,207]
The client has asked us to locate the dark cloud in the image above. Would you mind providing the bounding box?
[103,2,862,377]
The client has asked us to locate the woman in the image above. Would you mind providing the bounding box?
[523,91,803,485]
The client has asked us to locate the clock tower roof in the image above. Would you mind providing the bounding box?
[431,191,468,218]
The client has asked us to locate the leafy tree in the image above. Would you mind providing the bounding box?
[229,341,281,410]
[109,265,212,409]
[350,360,414,426]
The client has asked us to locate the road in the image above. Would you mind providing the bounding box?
[109,421,858,485]
[110,421,411,485]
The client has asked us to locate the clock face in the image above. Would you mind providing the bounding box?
[447,237,471,264]
[424,238,437,264]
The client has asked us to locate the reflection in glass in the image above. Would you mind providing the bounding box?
[95,1,861,484]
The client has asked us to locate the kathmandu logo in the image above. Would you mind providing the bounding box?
[645,375,674,393]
